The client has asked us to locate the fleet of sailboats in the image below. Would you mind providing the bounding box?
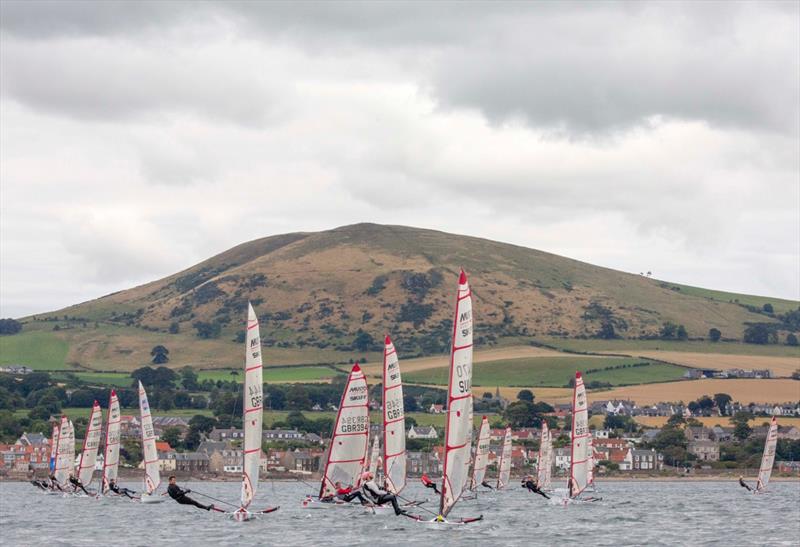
[28,277,783,521]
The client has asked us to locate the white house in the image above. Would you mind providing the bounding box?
[407,425,438,440]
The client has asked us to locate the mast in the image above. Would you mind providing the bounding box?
[77,401,103,487]
[319,363,369,498]
[368,434,380,475]
[439,269,473,518]
[496,426,512,489]
[471,416,490,490]
[101,390,121,494]
[382,334,406,494]
[569,371,590,498]
[138,381,160,494]
[49,423,59,474]
[756,416,778,492]
[241,303,264,511]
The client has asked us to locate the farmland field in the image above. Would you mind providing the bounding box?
[0,331,70,369]
[403,356,686,387]
[197,366,345,384]
[537,338,800,358]
[613,351,800,377]
[632,415,800,429]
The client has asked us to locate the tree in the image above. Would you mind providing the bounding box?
[713,393,732,414]
[286,385,312,410]
[659,322,678,339]
[150,345,169,364]
[189,414,218,434]
[353,329,376,352]
[731,411,753,441]
[161,427,182,450]
[193,321,221,339]
[596,321,616,340]
[743,324,771,345]
[180,367,199,390]
[504,400,538,427]
[0,318,22,335]
[708,328,722,342]
[786,333,798,347]
[666,413,685,427]
[762,303,774,313]
[676,325,688,341]
[169,322,180,334]
[517,389,534,402]
[482,392,493,399]
[604,414,636,432]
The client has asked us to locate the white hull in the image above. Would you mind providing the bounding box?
[140,493,165,504]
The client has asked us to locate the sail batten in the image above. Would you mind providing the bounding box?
[569,372,590,498]
[138,381,161,494]
[78,401,103,486]
[320,363,369,498]
[440,270,474,518]
[382,335,406,494]
[102,390,121,493]
[756,416,778,492]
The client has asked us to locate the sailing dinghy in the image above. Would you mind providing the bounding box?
[565,372,600,503]
[406,270,482,525]
[138,381,164,503]
[76,400,103,493]
[303,362,369,509]
[382,334,406,496]
[101,390,121,495]
[496,427,512,490]
[470,416,490,490]
[755,416,778,493]
[229,303,279,519]
[53,417,74,492]
[536,422,552,491]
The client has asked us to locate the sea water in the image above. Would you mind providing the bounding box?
[1,480,798,546]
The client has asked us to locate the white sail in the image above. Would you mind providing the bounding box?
[587,436,595,486]
[543,429,553,490]
[49,423,58,474]
[463,395,474,491]
[77,401,103,486]
[54,416,74,485]
[537,422,550,488]
[368,434,381,475]
[241,303,264,510]
[102,390,121,493]
[756,416,779,492]
[569,372,590,498]
[471,416,490,489]
[496,427,512,489]
[440,270,473,518]
[319,363,369,497]
[138,381,161,494]
[382,335,406,494]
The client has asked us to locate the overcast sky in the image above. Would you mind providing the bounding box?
[1,1,798,318]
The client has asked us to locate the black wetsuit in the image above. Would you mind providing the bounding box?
[49,477,64,492]
[422,480,441,495]
[167,483,212,510]
[739,478,752,491]
[523,480,550,499]
[109,482,137,499]
[338,490,368,504]
[362,481,404,515]
[480,480,493,489]
[31,479,48,490]
[69,477,90,495]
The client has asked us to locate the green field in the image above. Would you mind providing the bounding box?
[667,283,798,314]
[52,372,133,387]
[0,331,69,369]
[535,338,800,357]
[404,356,686,387]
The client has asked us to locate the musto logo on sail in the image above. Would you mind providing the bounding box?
[349,385,368,403]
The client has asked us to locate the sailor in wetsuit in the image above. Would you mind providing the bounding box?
[68,473,90,495]
[107,478,137,499]
[739,476,752,491]
[421,473,440,495]
[48,474,64,492]
[335,481,368,504]
[522,476,550,499]
[167,476,213,510]
[30,478,48,490]
[480,480,493,489]
[361,472,406,516]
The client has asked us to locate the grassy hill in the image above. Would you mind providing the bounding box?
[4,223,797,372]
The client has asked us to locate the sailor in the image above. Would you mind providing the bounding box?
[480,480,493,489]
[567,477,574,498]
[521,476,550,499]
[30,478,48,490]
[107,478,137,499]
[48,474,64,492]
[68,473,90,495]
[335,481,368,504]
[361,472,406,516]
[738,476,752,491]
[421,473,440,495]
[167,476,213,510]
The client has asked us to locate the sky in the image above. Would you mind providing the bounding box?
[1,1,798,318]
